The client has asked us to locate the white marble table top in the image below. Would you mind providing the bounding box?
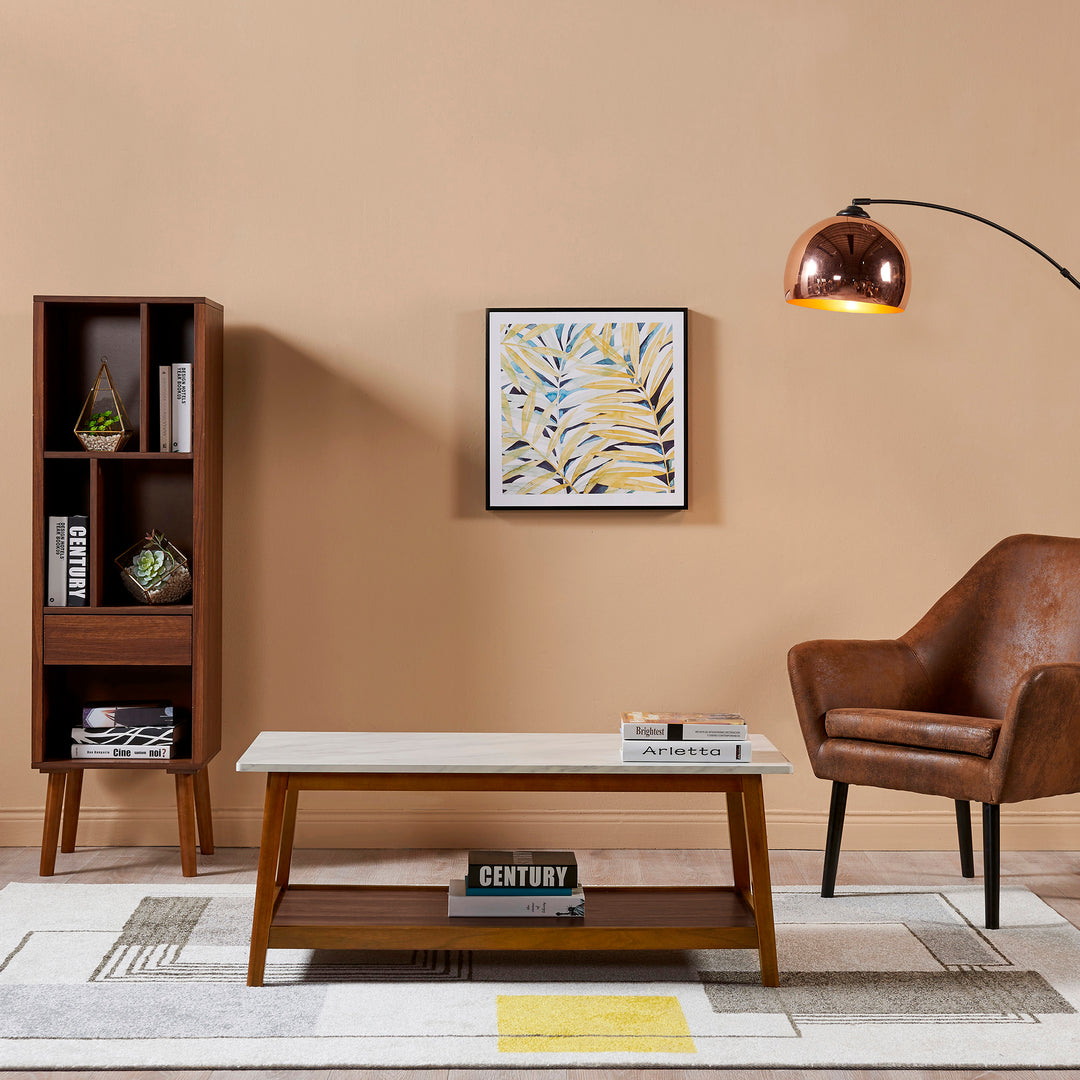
[235,731,794,775]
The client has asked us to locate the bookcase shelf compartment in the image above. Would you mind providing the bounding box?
[33,295,222,878]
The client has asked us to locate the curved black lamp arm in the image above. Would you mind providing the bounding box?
[850,197,1080,291]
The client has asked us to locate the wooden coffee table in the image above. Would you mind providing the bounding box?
[236,731,793,987]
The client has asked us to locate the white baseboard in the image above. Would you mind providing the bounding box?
[4,806,1079,850]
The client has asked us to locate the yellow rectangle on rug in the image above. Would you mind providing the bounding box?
[497,994,696,1053]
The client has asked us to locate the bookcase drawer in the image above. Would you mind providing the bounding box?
[44,615,192,666]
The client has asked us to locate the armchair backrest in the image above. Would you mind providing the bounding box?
[901,534,1080,720]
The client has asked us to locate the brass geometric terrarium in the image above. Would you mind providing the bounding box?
[115,530,193,604]
[74,357,132,451]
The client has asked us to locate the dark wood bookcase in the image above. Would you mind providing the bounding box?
[32,296,223,876]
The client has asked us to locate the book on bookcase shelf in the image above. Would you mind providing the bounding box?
[620,739,752,763]
[81,704,181,729]
[72,724,185,747]
[46,516,67,607]
[158,365,173,452]
[70,744,177,760]
[46,514,89,607]
[171,362,192,452]
[448,879,585,917]
[466,849,578,891]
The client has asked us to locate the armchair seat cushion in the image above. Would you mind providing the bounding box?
[825,708,1002,759]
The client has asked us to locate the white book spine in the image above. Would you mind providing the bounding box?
[620,739,753,763]
[447,879,584,917]
[70,745,173,760]
[158,365,173,452]
[171,363,192,453]
[621,721,749,740]
[46,516,67,606]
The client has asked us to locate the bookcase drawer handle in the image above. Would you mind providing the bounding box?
[43,615,192,666]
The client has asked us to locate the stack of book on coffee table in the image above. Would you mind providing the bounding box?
[448,849,584,917]
[620,711,751,762]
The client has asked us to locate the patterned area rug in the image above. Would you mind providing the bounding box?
[1,881,1079,1068]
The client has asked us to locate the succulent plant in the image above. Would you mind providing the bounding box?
[87,409,118,432]
[128,532,177,590]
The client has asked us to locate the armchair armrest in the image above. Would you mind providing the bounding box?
[994,662,1080,803]
[787,638,933,766]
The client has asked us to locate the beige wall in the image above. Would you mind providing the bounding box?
[3,0,1080,852]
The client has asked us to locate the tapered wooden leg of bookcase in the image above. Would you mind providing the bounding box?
[193,767,215,855]
[60,771,83,853]
[174,772,198,877]
[39,773,66,876]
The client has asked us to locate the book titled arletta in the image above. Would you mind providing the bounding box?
[448,879,584,917]
[466,849,578,890]
[621,739,752,762]
[621,710,748,740]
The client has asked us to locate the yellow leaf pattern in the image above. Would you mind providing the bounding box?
[499,320,677,496]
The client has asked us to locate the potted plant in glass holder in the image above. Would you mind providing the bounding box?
[116,530,192,604]
[74,358,133,451]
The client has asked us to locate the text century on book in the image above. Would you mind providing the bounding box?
[477,864,572,888]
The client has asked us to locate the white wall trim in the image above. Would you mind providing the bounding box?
[5,806,1080,850]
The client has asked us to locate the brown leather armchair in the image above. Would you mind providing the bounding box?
[788,534,1080,928]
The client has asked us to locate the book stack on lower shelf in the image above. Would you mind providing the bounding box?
[620,711,752,762]
[448,850,584,917]
[72,705,188,761]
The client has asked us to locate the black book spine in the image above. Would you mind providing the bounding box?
[66,514,89,606]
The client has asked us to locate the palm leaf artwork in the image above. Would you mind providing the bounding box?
[499,320,677,496]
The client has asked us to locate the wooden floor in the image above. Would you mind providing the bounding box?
[2,844,1079,1080]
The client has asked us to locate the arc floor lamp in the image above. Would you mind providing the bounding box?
[784,197,1080,313]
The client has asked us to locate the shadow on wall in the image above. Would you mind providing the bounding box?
[219,328,474,766]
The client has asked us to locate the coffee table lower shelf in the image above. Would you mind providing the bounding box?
[266,884,759,952]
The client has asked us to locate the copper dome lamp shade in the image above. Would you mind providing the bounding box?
[785,198,1080,313]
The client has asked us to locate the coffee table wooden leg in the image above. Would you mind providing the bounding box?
[276,786,299,887]
[248,772,288,986]
[60,771,83,854]
[175,773,198,877]
[193,766,215,855]
[39,772,66,876]
[742,774,779,988]
[725,789,751,897]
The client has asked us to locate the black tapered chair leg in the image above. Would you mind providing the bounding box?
[821,781,849,898]
[982,802,1000,929]
[955,800,975,878]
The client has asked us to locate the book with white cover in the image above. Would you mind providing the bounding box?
[70,744,174,759]
[158,365,173,452]
[46,516,67,606]
[171,363,192,452]
[620,739,752,763]
[447,879,584,917]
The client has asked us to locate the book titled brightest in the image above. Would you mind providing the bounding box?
[621,711,747,740]
[620,740,752,762]
[448,879,584,917]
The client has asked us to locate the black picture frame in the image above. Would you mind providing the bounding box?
[486,308,688,510]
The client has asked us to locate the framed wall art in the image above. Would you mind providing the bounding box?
[486,308,688,509]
